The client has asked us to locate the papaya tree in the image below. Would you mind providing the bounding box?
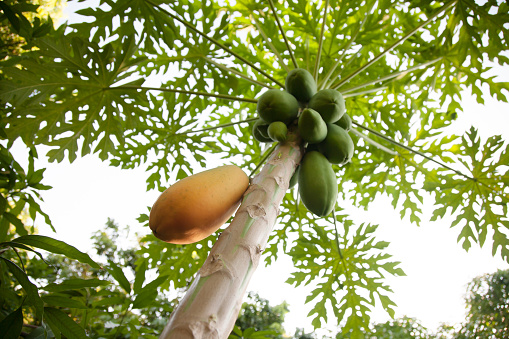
[1,0,508,338]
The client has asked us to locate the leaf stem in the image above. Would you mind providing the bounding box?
[251,14,290,73]
[340,58,442,93]
[313,0,330,81]
[352,121,474,181]
[331,209,344,260]
[203,57,275,89]
[114,86,258,104]
[319,0,376,90]
[342,86,387,98]
[249,143,278,178]
[334,0,457,89]
[175,118,259,136]
[267,0,298,69]
[146,0,284,88]
[350,128,397,155]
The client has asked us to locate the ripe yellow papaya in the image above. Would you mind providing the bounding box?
[298,108,327,144]
[308,89,345,123]
[267,121,288,142]
[149,165,249,244]
[334,113,352,131]
[298,151,338,217]
[285,68,317,102]
[318,124,354,165]
[252,119,273,143]
[257,89,299,124]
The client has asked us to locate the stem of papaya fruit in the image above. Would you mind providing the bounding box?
[249,143,278,178]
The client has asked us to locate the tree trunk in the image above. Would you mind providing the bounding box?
[160,136,303,339]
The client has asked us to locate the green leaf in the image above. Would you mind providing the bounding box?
[11,235,100,268]
[43,307,88,339]
[0,305,23,339]
[41,295,88,309]
[42,278,110,293]
[0,257,44,320]
[107,260,131,294]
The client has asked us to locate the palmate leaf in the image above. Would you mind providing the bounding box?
[286,215,405,334]
[425,127,509,261]
[1,32,150,162]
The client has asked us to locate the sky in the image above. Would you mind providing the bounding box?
[8,1,509,337]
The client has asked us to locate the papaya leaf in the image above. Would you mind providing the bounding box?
[286,216,404,333]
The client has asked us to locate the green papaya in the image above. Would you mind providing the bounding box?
[308,89,345,123]
[267,121,288,142]
[285,68,317,102]
[298,108,327,144]
[298,151,338,217]
[317,124,354,165]
[289,166,299,189]
[252,119,273,143]
[257,89,299,124]
[334,113,352,132]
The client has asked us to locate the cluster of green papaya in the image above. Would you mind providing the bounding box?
[252,68,355,218]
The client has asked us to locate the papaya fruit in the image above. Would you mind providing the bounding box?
[317,124,354,165]
[149,165,249,244]
[298,151,338,217]
[334,113,352,131]
[298,108,327,144]
[308,89,345,123]
[257,89,299,124]
[285,68,317,102]
[267,121,288,142]
[252,119,273,143]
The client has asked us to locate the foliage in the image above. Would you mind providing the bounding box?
[0,0,508,336]
[455,269,509,339]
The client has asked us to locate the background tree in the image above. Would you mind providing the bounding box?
[0,0,508,338]
[455,269,509,339]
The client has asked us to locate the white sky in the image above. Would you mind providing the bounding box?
[8,1,509,337]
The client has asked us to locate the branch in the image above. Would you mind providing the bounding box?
[113,86,258,104]
[267,0,298,69]
[251,14,290,73]
[334,0,457,89]
[313,0,330,81]
[146,0,284,88]
[203,57,275,89]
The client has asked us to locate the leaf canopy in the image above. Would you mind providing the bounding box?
[1,0,508,334]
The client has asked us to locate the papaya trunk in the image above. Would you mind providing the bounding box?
[160,136,303,339]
